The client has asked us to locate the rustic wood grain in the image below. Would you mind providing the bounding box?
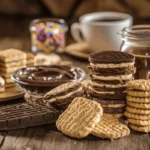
[0,36,149,150]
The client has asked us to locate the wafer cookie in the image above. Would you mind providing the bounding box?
[129,124,150,132]
[91,116,130,140]
[127,101,150,109]
[56,97,103,138]
[0,60,26,67]
[124,111,150,120]
[127,90,150,98]
[127,96,150,103]
[127,79,150,91]
[126,106,150,115]
[0,65,25,74]
[0,49,26,62]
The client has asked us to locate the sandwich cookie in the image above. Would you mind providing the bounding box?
[44,82,84,109]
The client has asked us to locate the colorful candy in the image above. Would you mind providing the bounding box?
[30,22,65,53]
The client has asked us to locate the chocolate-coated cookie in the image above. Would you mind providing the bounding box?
[44,82,84,109]
[89,51,135,64]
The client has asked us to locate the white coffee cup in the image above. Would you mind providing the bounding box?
[71,12,133,51]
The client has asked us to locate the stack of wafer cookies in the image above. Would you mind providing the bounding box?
[0,49,26,88]
[56,97,130,140]
[88,51,135,118]
[125,80,150,132]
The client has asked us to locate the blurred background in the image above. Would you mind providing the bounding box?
[0,0,150,47]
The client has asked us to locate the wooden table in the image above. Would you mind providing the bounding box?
[0,37,149,150]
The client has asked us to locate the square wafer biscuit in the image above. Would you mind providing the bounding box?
[0,77,5,92]
[0,49,26,63]
[0,60,26,68]
[56,97,103,138]
[91,116,130,140]
[0,65,25,74]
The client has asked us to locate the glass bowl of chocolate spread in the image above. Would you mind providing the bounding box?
[11,65,86,96]
[119,25,150,79]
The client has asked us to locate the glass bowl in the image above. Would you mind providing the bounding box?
[11,65,86,96]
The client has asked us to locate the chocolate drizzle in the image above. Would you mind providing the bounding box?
[12,65,86,86]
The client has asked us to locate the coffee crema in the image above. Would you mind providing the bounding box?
[89,18,124,23]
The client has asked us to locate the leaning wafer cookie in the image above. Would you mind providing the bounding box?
[129,124,150,133]
[128,118,150,126]
[127,96,150,103]
[91,116,130,140]
[127,90,150,98]
[124,111,150,120]
[126,106,150,115]
[127,80,150,91]
[127,101,150,109]
[56,97,103,138]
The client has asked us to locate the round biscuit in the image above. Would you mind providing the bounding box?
[127,95,150,103]
[129,124,150,133]
[127,90,150,98]
[126,106,150,115]
[128,118,150,126]
[124,111,150,120]
[127,79,150,91]
[127,101,150,109]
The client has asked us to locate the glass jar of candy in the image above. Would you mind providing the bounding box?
[29,18,68,53]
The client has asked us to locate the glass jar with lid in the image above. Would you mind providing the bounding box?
[29,18,68,53]
[119,25,150,79]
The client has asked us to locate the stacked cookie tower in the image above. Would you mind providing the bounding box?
[0,49,26,88]
[125,80,150,133]
[88,51,135,118]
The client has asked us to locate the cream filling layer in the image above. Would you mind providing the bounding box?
[47,87,83,103]
[90,62,134,68]
[92,74,133,81]
[101,104,126,108]
[89,87,127,94]
[90,81,127,88]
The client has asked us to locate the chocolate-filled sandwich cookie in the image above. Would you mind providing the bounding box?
[92,98,126,118]
[44,82,84,110]
[88,51,135,117]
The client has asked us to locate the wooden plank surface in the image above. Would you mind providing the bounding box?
[0,37,149,150]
